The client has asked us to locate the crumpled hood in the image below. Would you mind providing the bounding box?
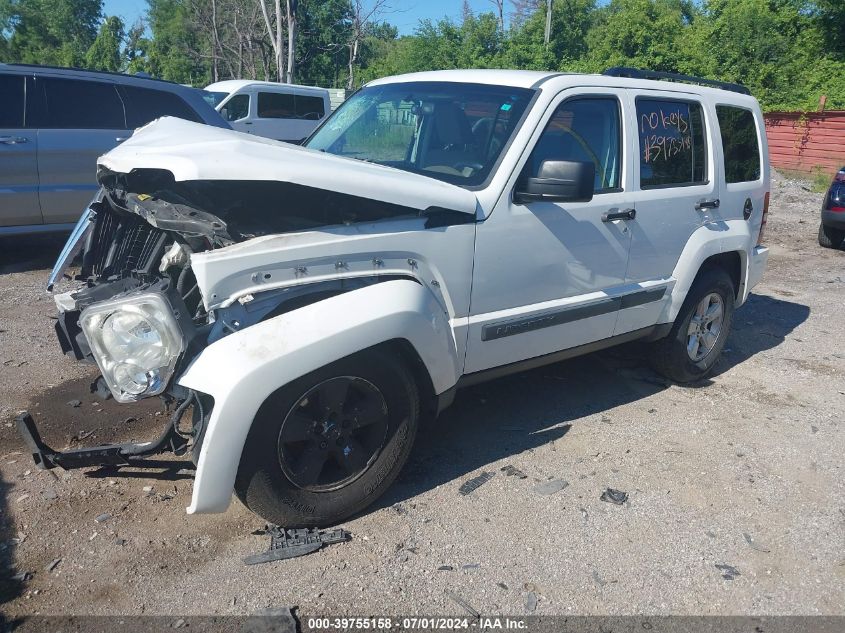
[98,117,480,216]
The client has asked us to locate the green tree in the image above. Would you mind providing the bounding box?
[583,0,703,74]
[145,0,208,84]
[504,0,595,71]
[1,0,102,66]
[700,0,845,110]
[85,14,123,71]
[295,0,353,87]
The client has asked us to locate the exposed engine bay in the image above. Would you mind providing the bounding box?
[54,167,440,367]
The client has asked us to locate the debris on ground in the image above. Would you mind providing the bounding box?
[715,563,741,580]
[95,513,111,523]
[524,591,538,613]
[437,565,454,571]
[40,488,57,500]
[462,563,480,570]
[252,607,298,632]
[592,569,607,587]
[243,526,351,565]
[445,590,480,619]
[534,479,569,495]
[500,464,528,479]
[45,558,61,572]
[743,532,771,553]
[458,471,494,496]
[11,571,32,582]
[600,488,628,505]
[71,429,95,442]
[66,399,81,408]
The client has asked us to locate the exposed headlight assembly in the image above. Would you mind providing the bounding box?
[80,292,186,402]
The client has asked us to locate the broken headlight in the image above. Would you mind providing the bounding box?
[80,293,186,403]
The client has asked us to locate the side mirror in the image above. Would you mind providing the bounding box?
[514,160,595,204]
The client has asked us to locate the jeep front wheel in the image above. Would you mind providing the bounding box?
[651,267,735,383]
[235,348,419,527]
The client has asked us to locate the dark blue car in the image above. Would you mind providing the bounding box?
[820,166,845,249]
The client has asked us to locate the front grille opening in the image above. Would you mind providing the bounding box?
[81,203,168,282]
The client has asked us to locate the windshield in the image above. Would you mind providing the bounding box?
[306,81,534,187]
[202,90,229,108]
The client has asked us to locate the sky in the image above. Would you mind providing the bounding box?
[102,0,501,36]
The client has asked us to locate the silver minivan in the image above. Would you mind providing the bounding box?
[0,64,229,235]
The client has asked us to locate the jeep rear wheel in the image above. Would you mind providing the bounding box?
[818,222,845,249]
[235,348,419,527]
[651,267,735,383]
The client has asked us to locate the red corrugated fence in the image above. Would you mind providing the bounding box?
[764,111,845,175]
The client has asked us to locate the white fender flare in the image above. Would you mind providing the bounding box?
[176,279,460,514]
[663,220,754,323]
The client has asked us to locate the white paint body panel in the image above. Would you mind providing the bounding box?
[89,70,771,515]
[177,279,460,514]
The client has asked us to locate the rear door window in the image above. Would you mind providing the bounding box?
[39,78,125,129]
[120,85,203,128]
[637,98,707,188]
[716,105,761,183]
[0,74,25,128]
[258,92,296,119]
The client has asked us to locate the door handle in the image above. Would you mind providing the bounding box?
[602,208,636,222]
[695,198,720,211]
[0,136,28,145]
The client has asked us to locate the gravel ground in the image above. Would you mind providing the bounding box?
[0,170,843,618]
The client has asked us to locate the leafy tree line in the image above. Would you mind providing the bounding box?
[1,0,843,112]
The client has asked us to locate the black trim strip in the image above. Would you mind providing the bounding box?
[460,323,673,388]
[481,287,666,342]
[620,286,666,309]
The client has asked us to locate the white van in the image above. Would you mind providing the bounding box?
[204,80,330,143]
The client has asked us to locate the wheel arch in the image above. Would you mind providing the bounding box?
[666,220,753,321]
[177,278,460,515]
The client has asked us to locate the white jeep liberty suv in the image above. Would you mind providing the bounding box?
[20,67,770,528]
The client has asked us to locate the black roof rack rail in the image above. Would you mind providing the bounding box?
[0,62,178,86]
[603,66,751,95]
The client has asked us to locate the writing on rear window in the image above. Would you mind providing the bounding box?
[637,98,707,188]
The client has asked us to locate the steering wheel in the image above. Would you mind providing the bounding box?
[561,128,606,186]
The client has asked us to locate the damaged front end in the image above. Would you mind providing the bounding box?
[20,179,221,471]
[19,116,478,489]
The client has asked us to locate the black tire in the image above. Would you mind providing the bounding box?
[651,267,735,383]
[235,347,419,527]
[818,222,845,249]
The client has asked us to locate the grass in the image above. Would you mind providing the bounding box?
[779,166,832,193]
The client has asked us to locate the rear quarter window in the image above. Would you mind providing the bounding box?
[637,98,707,188]
[716,105,761,183]
[120,85,203,128]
